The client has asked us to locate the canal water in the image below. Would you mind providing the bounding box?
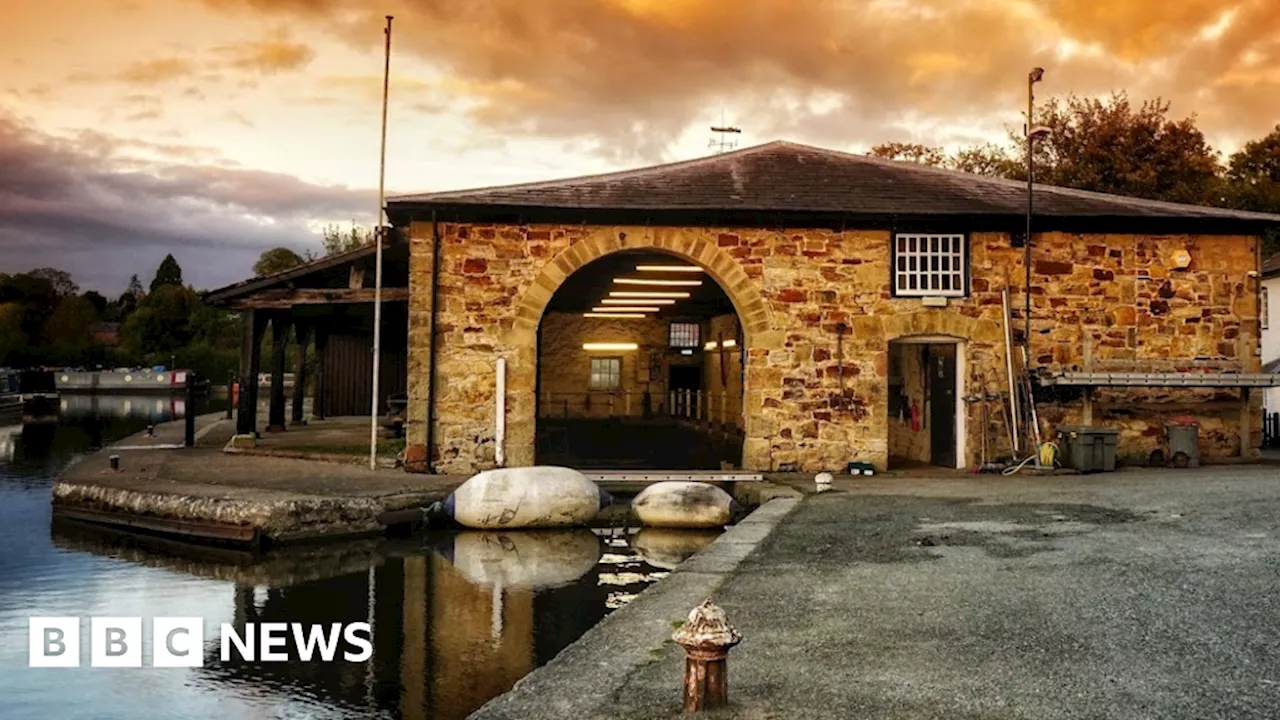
[0,395,705,720]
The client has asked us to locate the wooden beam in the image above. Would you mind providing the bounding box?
[228,287,410,309]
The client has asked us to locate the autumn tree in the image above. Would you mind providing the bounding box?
[1025,93,1222,205]
[868,142,947,167]
[150,254,184,292]
[1225,124,1280,214]
[254,247,306,276]
[28,268,79,298]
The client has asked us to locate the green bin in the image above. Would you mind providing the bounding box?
[1056,426,1119,473]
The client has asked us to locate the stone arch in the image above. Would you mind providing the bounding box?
[508,226,771,344]
[502,225,773,469]
[881,310,1000,345]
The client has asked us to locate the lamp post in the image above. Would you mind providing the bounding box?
[1025,67,1045,355]
[369,15,393,471]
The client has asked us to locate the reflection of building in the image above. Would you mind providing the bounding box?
[0,425,22,463]
[56,393,184,423]
[50,522,647,720]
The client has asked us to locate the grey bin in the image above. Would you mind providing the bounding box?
[1056,426,1119,473]
[1165,421,1200,468]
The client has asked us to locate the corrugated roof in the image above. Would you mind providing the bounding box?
[388,140,1280,225]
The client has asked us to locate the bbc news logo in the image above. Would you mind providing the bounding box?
[29,617,372,667]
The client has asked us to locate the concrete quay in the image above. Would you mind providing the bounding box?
[470,465,1280,720]
[52,413,461,546]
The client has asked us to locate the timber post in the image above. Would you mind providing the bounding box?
[267,313,289,432]
[237,309,266,437]
[225,371,234,420]
[184,371,196,447]
[672,600,741,712]
[292,320,312,425]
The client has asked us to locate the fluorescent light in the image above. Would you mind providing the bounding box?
[583,313,645,319]
[680,349,694,355]
[636,265,703,273]
[614,278,702,287]
[722,339,737,348]
[593,306,658,312]
[705,341,718,350]
[601,298,676,305]
[583,342,639,351]
[609,291,691,298]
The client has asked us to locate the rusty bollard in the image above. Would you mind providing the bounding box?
[672,600,741,712]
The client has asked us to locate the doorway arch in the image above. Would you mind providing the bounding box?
[503,227,772,469]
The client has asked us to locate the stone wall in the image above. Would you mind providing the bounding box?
[537,313,668,418]
[404,221,1262,474]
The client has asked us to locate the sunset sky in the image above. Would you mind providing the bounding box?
[2,0,1278,293]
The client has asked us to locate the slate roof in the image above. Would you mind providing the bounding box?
[388,141,1280,233]
[1264,252,1280,278]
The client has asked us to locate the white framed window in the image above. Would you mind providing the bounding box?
[589,357,621,390]
[893,233,967,297]
[669,322,700,348]
[1263,287,1270,330]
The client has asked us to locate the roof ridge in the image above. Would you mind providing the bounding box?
[389,140,793,201]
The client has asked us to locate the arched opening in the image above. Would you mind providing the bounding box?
[534,249,746,469]
[887,335,967,470]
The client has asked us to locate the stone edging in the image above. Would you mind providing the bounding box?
[467,496,802,720]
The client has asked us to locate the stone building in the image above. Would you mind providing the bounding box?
[374,141,1280,475]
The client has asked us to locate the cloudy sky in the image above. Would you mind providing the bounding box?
[2,0,1278,293]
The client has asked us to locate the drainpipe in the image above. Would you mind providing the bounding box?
[495,357,506,467]
[426,210,441,471]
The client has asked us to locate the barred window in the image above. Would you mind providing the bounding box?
[589,357,621,390]
[669,322,700,348]
[893,234,967,297]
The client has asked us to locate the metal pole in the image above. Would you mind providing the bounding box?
[1025,67,1043,359]
[370,15,393,471]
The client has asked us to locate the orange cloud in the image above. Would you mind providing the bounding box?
[119,57,196,84]
[195,0,1280,157]
[213,33,315,73]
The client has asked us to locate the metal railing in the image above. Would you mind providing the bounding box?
[538,390,743,431]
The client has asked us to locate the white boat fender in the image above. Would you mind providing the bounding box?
[443,466,613,529]
[436,529,603,589]
[632,527,722,570]
[631,481,738,529]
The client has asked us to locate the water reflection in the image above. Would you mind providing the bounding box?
[56,393,188,423]
[43,521,674,720]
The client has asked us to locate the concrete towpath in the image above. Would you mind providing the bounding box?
[476,466,1280,720]
[53,413,463,544]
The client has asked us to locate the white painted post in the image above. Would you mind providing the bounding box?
[696,391,703,420]
[495,358,506,467]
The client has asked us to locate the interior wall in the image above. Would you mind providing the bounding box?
[888,343,931,465]
[538,313,670,418]
[702,313,744,429]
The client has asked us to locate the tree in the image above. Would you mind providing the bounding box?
[868,142,947,167]
[322,222,373,256]
[0,303,27,366]
[44,295,97,363]
[1023,93,1221,205]
[254,247,306,277]
[1225,124,1280,216]
[28,268,79,298]
[120,284,197,357]
[82,291,108,317]
[150,254,184,292]
[949,144,1022,178]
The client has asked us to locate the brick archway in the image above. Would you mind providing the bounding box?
[503,225,772,468]
[507,226,771,343]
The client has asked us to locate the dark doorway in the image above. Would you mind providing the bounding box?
[928,344,957,468]
[668,366,701,392]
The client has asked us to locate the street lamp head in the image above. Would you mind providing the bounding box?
[1029,67,1045,83]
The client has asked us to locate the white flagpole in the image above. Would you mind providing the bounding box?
[370,14,393,471]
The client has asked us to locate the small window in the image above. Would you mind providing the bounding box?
[893,233,967,297]
[1263,287,1270,330]
[589,357,621,390]
[669,322,700,348]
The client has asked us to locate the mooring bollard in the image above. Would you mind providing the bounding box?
[146,425,154,437]
[672,600,741,712]
[109,455,120,471]
[815,472,833,493]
